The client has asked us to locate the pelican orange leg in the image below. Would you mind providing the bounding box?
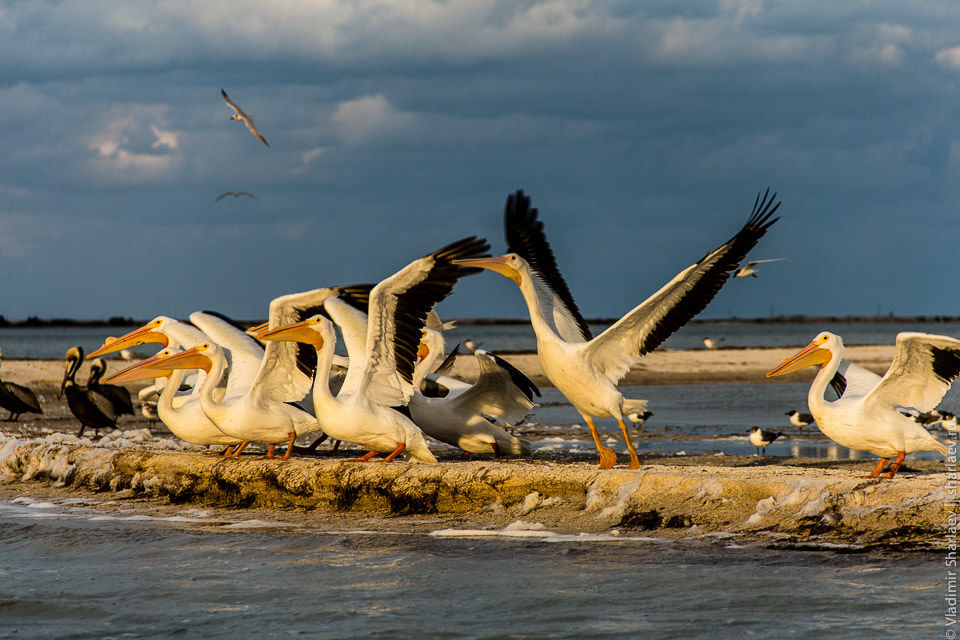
[616,417,641,470]
[585,417,617,470]
[884,451,907,479]
[352,451,380,462]
[381,443,405,462]
[862,457,890,478]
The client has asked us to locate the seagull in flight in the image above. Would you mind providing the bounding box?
[734,258,784,278]
[221,89,269,147]
[215,191,257,201]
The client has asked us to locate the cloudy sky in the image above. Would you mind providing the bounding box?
[1,1,959,322]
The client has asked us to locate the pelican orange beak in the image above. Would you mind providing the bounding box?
[259,319,324,349]
[766,341,832,377]
[417,342,430,361]
[103,350,176,384]
[154,345,213,374]
[87,322,168,358]
[246,321,268,337]
[453,256,522,286]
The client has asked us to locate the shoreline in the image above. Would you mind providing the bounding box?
[0,439,950,550]
[0,344,896,392]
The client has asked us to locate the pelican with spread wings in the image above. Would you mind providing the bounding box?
[767,331,959,478]
[456,189,779,469]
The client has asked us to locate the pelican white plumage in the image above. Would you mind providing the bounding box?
[409,331,536,456]
[456,189,779,469]
[221,89,269,146]
[766,331,960,478]
[105,349,245,453]
[259,237,490,463]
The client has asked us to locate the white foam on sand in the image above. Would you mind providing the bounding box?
[430,519,667,543]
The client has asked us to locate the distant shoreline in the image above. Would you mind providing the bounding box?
[1,314,960,328]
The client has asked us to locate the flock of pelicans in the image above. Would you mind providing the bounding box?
[2,183,959,480]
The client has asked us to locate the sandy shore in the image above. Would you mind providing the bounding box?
[0,343,896,396]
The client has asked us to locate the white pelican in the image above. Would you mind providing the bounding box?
[61,346,116,438]
[259,236,490,463]
[221,89,269,146]
[410,332,536,456]
[147,339,319,459]
[702,337,723,349]
[785,409,814,427]
[748,426,782,455]
[88,311,264,404]
[734,258,784,278]
[456,189,780,469]
[106,349,246,454]
[766,331,960,478]
[0,348,42,421]
[215,191,257,201]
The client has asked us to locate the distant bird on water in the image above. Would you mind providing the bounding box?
[749,426,782,455]
[702,337,724,349]
[215,191,257,201]
[61,346,117,438]
[767,331,959,479]
[87,358,135,417]
[455,188,780,470]
[785,409,814,428]
[734,258,784,278]
[221,89,269,147]
[0,348,42,421]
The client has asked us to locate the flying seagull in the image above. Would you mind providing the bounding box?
[221,89,269,147]
[215,191,257,201]
[734,258,784,278]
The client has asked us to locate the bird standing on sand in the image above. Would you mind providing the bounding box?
[767,331,959,479]
[61,347,117,438]
[0,348,42,421]
[87,358,134,418]
[734,258,784,278]
[215,191,257,201]
[749,426,782,455]
[785,409,814,428]
[259,237,490,463]
[221,89,269,146]
[455,188,779,470]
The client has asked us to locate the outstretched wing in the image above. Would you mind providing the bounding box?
[505,190,592,343]
[864,332,960,414]
[584,189,780,384]
[356,236,489,407]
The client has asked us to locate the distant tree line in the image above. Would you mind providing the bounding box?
[0,315,142,328]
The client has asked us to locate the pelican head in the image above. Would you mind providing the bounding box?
[104,348,178,384]
[258,315,327,349]
[453,253,525,286]
[60,346,84,397]
[766,332,838,378]
[87,316,173,358]
[155,343,216,374]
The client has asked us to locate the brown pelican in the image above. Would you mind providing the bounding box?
[0,348,42,421]
[61,347,117,438]
[87,358,134,417]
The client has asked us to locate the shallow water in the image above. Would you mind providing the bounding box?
[5,320,960,358]
[0,498,942,639]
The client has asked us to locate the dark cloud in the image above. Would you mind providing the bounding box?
[0,1,958,321]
